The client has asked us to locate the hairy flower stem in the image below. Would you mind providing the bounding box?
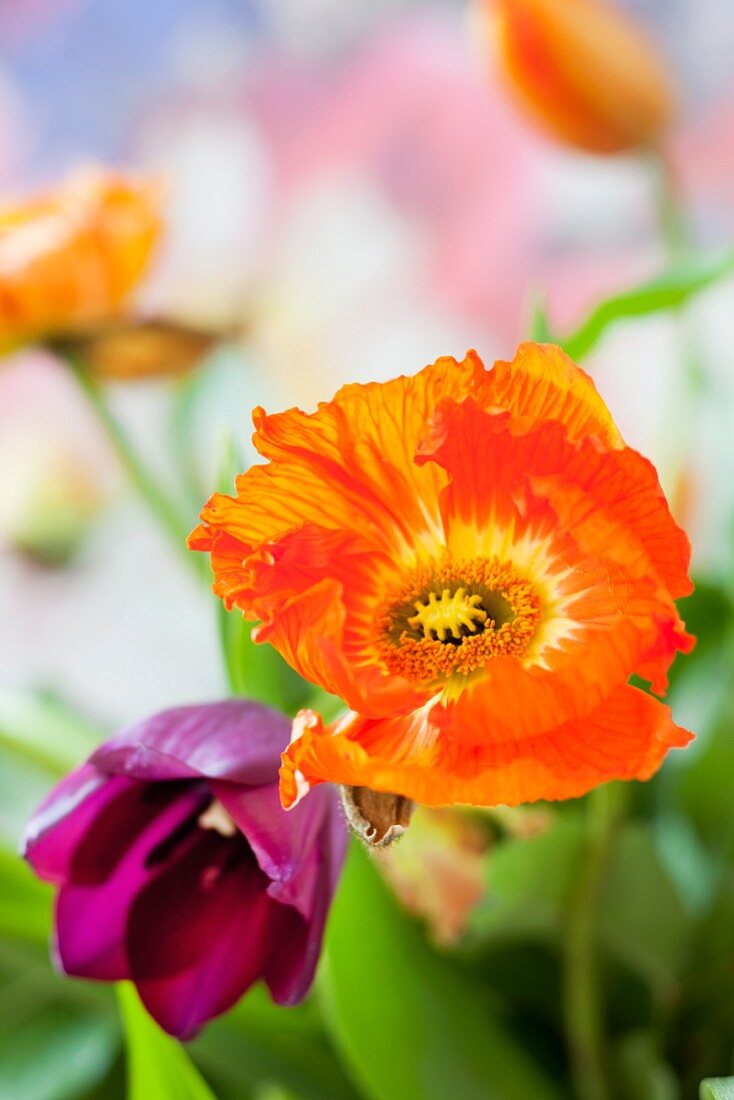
[65,353,200,576]
[563,782,622,1100]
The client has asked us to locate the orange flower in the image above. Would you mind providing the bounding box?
[0,168,161,353]
[477,0,675,154]
[190,343,694,809]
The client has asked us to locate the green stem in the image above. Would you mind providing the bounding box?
[650,148,708,395]
[66,355,200,575]
[563,783,622,1100]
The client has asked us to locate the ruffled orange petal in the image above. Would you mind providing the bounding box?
[417,397,689,710]
[480,342,624,448]
[246,351,486,549]
[210,521,427,718]
[191,351,488,612]
[280,684,692,809]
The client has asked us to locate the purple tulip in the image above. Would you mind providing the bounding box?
[22,700,347,1039]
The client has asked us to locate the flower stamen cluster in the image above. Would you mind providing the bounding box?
[377,555,542,687]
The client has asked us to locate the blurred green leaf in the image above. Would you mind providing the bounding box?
[217,606,312,712]
[0,688,101,777]
[117,984,215,1100]
[562,251,734,360]
[0,1006,117,1100]
[0,849,52,946]
[613,1031,677,1100]
[467,817,689,1005]
[0,938,118,1100]
[701,1081,734,1099]
[668,876,734,1093]
[468,817,584,944]
[191,986,360,1100]
[320,842,565,1100]
[599,825,690,1004]
[675,705,734,859]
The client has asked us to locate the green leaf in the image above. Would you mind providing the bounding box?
[467,816,585,944]
[0,848,52,946]
[217,606,313,712]
[117,984,215,1100]
[701,1080,734,1099]
[0,1006,118,1100]
[598,825,690,1003]
[0,688,101,777]
[320,842,565,1100]
[467,817,690,1003]
[613,1031,677,1100]
[675,702,734,860]
[191,986,359,1100]
[561,251,734,360]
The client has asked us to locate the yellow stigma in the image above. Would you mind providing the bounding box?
[408,587,487,642]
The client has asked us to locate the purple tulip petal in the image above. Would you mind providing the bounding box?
[211,779,325,918]
[263,810,347,1005]
[23,766,125,884]
[125,826,300,1038]
[54,783,209,981]
[91,700,290,787]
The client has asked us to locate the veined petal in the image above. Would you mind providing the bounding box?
[418,397,689,709]
[281,685,691,809]
[243,525,428,716]
[190,351,488,593]
[480,342,623,447]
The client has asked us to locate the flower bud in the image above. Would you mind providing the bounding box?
[340,785,414,847]
[0,423,103,565]
[476,0,675,154]
[0,167,161,353]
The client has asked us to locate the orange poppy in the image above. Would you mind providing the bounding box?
[477,0,675,155]
[0,168,161,353]
[190,343,694,809]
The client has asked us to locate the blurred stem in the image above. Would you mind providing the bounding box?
[649,148,707,395]
[64,353,200,576]
[650,149,688,262]
[563,783,623,1100]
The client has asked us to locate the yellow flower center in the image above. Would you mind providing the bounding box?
[408,588,487,641]
[377,556,542,690]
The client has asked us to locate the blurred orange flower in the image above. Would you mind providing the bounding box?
[0,168,161,353]
[191,342,694,809]
[477,0,675,154]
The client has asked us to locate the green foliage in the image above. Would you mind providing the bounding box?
[192,987,359,1100]
[561,251,734,359]
[598,824,690,1004]
[117,985,215,1100]
[701,1081,734,1100]
[0,937,118,1100]
[0,687,101,777]
[320,842,565,1100]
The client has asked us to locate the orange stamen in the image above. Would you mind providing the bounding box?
[377,555,542,688]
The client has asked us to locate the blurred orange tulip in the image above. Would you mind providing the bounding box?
[478,0,675,154]
[0,168,161,353]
